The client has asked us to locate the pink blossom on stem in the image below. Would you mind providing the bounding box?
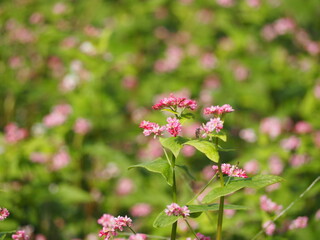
[200,118,224,138]
[30,152,49,163]
[12,230,29,240]
[268,155,284,175]
[152,93,197,111]
[129,234,147,240]
[203,104,234,116]
[114,215,132,231]
[212,163,248,178]
[260,117,282,139]
[181,145,196,157]
[98,214,115,227]
[260,195,282,213]
[165,203,190,218]
[216,0,234,7]
[4,123,28,144]
[52,149,70,170]
[195,233,211,240]
[99,227,117,240]
[73,118,91,135]
[281,136,300,150]
[166,117,182,137]
[294,121,312,134]
[98,214,133,240]
[0,207,10,220]
[116,178,134,196]
[244,160,259,174]
[289,216,308,230]
[239,128,257,143]
[43,104,72,127]
[289,154,310,167]
[263,221,276,236]
[139,120,166,137]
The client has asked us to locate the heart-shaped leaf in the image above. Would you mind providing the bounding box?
[203,175,284,203]
[184,139,219,162]
[159,137,189,158]
[129,158,173,186]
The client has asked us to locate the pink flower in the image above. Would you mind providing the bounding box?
[315,209,320,221]
[165,203,190,218]
[129,234,147,240]
[74,118,91,135]
[139,120,166,137]
[239,128,257,143]
[260,195,282,213]
[273,18,295,35]
[43,104,72,127]
[4,123,28,144]
[99,227,117,240]
[212,163,248,178]
[203,104,234,116]
[181,145,196,157]
[0,208,9,220]
[260,117,282,139]
[268,155,284,175]
[98,214,115,227]
[114,216,132,231]
[130,203,152,217]
[195,233,211,240]
[244,160,259,174]
[30,152,49,163]
[216,0,234,7]
[246,0,260,8]
[166,117,182,137]
[289,154,310,167]
[200,53,217,69]
[12,230,29,240]
[289,216,308,230]
[116,178,134,196]
[52,150,70,170]
[281,136,300,150]
[263,221,276,236]
[200,118,224,137]
[294,121,312,134]
[152,93,197,111]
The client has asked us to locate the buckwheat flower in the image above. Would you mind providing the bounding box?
[98,214,115,227]
[99,227,117,240]
[152,94,197,111]
[281,136,301,150]
[116,178,134,196]
[51,149,70,170]
[268,155,284,175]
[166,117,182,137]
[260,117,282,139]
[0,208,9,220]
[294,121,312,134]
[73,118,91,135]
[315,209,320,221]
[114,216,132,231]
[139,121,166,137]
[4,123,28,144]
[289,216,308,230]
[129,233,147,240]
[244,160,259,174]
[260,195,282,213]
[263,221,276,236]
[200,118,224,137]
[130,203,152,217]
[212,163,248,178]
[165,203,190,218]
[195,233,211,240]
[12,230,29,240]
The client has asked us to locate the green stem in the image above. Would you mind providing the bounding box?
[215,138,225,240]
[171,154,177,240]
[128,226,137,235]
[185,219,200,240]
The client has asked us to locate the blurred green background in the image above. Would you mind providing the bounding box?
[0,0,320,239]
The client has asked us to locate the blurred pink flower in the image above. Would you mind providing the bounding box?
[43,104,72,127]
[52,2,67,15]
[268,155,284,175]
[98,214,115,227]
[281,136,300,150]
[260,117,282,139]
[116,178,134,196]
[129,234,147,240]
[122,76,138,89]
[60,74,79,92]
[263,221,276,236]
[289,216,308,230]
[154,46,183,73]
[294,121,312,134]
[261,24,277,41]
[244,160,259,174]
[138,139,163,160]
[200,53,217,69]
[29,12,44,24]
[273,18,295,35]
[246,0,261,8]
[0,207,9,220]
[216,0,234,7]
[9,56,23,69]
[34,234,47,240]
[304,41,320,56]
[314,83,320,99]
[233,65,249,81]
[12,230,29,240]
[260,195,282,213]
[202,165,216,181]
[266,183,281,192]
[196,9,213,24]
[4,123,28,144]
[181,145,196,157]
[313,131,320,148]
[315,209,320,221]
[224,209,235,218]
[73,118,91,135]
[182,122,201,138]
[52,150,70,170]
[203,75,221,89]
[30,152,49,163]
[130,203,152,217]
[239,128,257,143]
[289,154,310,167]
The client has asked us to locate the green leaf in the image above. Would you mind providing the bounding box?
[203,175,284,203]
[161,108,178,115]
[184,139,219,162]
[159,137,189,158]
[129,158,173,186]
[209,131,227,142]
[180,113,194,119]
[0,231,15,240]
[218,146,235,152]
[176,165,196,181]
[153,204,248,227]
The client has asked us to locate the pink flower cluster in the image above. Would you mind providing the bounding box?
[165,203,190,218]
[199,118,224,138]
[139,117,182,137]
[152,94,197,111]
[289,216,308,230]
[73,118,91,135]
[0,207,10,220]
[212,164,248,178]
[129,234,147,240]
[4,123,28,144]
[260,195,283,213]
[43,104,72,127]
[203,104,234,116]
[12,230,29,240]
[263,221,276,236]
[98,214,132,240]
